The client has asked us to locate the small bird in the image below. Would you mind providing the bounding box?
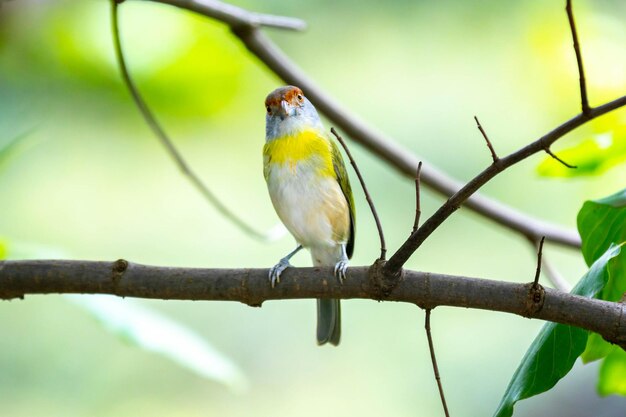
[263,86,355,346]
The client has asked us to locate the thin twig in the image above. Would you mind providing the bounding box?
[533,236,546,289]
[544,147,577,169]
[425,309,451,417]
[474,116,498,163]
[566,0,591,115]
[110,0,276,241]
[331,127,386,260]
[412,161,423,234]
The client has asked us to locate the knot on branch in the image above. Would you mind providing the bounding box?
[370,259,403,299]
[523,282,545,316]
[111,259,128,290]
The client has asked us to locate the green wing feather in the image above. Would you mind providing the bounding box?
[330,139,356,259]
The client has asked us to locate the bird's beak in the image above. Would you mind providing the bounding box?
[279,100,291,117]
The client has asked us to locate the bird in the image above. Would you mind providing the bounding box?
[262,85,355,346]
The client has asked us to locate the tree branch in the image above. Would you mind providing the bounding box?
[140,0,583,249]
[331,127,386,260]
[2,259,625,350]
[141,0,306,30]
[566,0,591,115]
[385,96,626,272]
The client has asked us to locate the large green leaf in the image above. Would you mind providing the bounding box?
[537,124,626,178]
[578,188,626,266]
[577,188,626,394]
[493,244,623,417]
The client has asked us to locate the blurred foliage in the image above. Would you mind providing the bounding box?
[494,244,624,417]
[2,0,626,416]
[67,295,249,393]
[537,115,626,177]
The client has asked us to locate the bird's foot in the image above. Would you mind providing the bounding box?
[334,259,349,284]
[269,258,291,288]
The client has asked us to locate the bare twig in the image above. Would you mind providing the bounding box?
[111,1,276,241]
[474,116,499,163]
[425,309,451,417]
[544,147,577,169]
[384,95,626,273]
[412,161,423,234]
[566,0,591,115]
[533,236,546,290]
[331,127,386,260]
[525,236,571,292]
[143,0,306,30]
[2,259,626,349]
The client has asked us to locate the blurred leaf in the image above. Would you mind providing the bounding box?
[598,348,626,396]
[581,332,615,364]
[493,244,624,417]
[0,130,34,169]
[0,238,7,260]
[537,123,626,178]
[578,188,626,266]
[66,295,249,393]
[44,1,244,118]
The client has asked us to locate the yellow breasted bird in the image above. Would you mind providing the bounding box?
[263,86,355,346]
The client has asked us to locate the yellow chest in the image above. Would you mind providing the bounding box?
[263,130,335,178]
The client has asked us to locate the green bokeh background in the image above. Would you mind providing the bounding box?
[1,0,626,415]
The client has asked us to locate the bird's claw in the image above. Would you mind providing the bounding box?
[269,258,291,288]
[334,260,349,284]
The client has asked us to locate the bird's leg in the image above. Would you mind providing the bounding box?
[334,244,349,284]
[269,245,303,288]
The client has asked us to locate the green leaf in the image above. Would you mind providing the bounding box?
[598,348,626,396]
[493,244,623,417]
[537,125,626,178]
[66,295,249,393]
[578,188,626,266]
[577,188,626,393]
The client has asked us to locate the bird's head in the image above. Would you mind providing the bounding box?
[264,86,323,140]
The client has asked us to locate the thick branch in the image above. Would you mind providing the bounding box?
[1,260,626,350]
[385,96,626,271]
[140,0,582,249]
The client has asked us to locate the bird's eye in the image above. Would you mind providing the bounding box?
[296,94,303,102]
[266,106,271,114]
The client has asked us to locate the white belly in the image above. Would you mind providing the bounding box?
[266,162,348,250]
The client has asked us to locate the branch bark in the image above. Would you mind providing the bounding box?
[2,259,626,350]
[141,0,582,249]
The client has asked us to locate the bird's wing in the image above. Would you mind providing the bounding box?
[330,139,356,259]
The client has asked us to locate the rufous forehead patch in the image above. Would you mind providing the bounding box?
[265,86,305,107]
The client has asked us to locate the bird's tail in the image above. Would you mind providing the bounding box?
[317,299,341,345]
[312,247,342,346]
